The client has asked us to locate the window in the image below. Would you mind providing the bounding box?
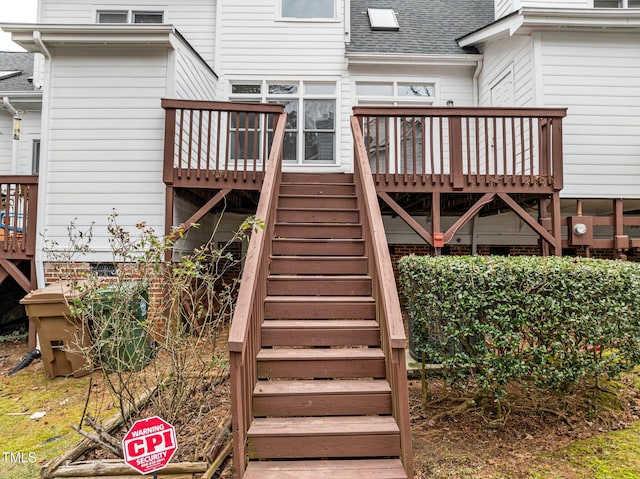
[356,81,437,175]
[32,140,40,175]
[356,81,435,105]
[97,9,164,23]
[367,8,399,31]
[281,0,334,19]
[230,80,337,164]
[594,0,640,6]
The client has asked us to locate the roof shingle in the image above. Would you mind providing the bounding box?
[347,0,495,55]
[0,51,36,92]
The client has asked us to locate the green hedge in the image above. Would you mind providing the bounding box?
[399,256,640,398]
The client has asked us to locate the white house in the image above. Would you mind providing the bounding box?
[2,1,640,477]
[0,0,636,299]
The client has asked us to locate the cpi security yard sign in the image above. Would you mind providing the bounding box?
[123,416,177,475]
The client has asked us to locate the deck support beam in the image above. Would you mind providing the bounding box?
[497,193,559,253]
[178,188,232,235]
[377,192,433,247]
[0,259,30,293]
[443,193,495,244]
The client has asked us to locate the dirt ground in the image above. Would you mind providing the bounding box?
[3,339,640,478]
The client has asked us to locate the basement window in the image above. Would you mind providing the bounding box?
[367,8,399,31]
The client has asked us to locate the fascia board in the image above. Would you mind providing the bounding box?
[346,52,483,67]
[459,8,640,47]
[0,91,43,99]
[1,23,176,51]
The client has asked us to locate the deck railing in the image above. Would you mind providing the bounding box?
[227,112,287,476]
[0,175,38,259]
[353,106,566,193]
[351,116,414,477]
[162,99,286,188]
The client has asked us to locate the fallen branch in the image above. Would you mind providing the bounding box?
[71,424,122,458]
[41,383,158,479]
[202,439,232,479]
[206,412,232,462]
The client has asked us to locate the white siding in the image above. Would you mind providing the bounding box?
[540,31,640,198]
[44,48,168,258]
[218,0,348,169]
[478,35,535,107]
[0,112,41,175]
[0,115,11,173]
[218,0,347,77]
[40,0,216,65]
[174,37,218,100]
[495,0,515,19]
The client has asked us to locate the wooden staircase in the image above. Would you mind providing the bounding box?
[241,172,408,478]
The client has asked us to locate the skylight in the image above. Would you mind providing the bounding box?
[367,8,399,31]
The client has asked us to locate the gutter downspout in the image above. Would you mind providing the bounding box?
[2,96,21,174]
[33,30,51,290]
[472,57,483,106]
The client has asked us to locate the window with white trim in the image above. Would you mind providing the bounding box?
[281,0,335,19]
[356,81,436,106]
[97,9,164,23]
[594,0,640,7]
[355,81,437,174]
[230,80,337,164]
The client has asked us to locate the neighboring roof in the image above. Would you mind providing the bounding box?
[458,7,640,48]
[347,0,495,56]
[0,51,35,92]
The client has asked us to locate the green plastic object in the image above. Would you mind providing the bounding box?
[88,282,154,372]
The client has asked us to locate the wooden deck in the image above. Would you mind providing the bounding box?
[162,100,569,255]
[0,175,38,289]
[0,175,38,349]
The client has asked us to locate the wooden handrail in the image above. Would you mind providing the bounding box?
[162,99,286,187]
[351,116,413,476]
[353,106,567,194]
[353,106,567,118]
[227,111,286,477]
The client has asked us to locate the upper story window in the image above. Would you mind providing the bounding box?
[97,10,164,24]
[594,0,640,7]
[281,0,334,19]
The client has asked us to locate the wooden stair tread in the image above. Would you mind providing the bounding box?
[254,379,390,396]
[277,207,358,212]
[261,319,381,347]
[272,238,364,244]
[265,295,374,303]
[279,194,356,199]
[243,459,406,479]
[276,221,362,227]
[248,416,399,437]
[281,172,354,183]
[257,348,384,360]
[262,319,378,328]
[267,275,370,281]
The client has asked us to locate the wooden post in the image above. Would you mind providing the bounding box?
[551,192,562,256]
[163,106,176,186]
[551,117,564,191]
[432,192,441,256]
[448,116,464,190]
[614,198,627,260]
